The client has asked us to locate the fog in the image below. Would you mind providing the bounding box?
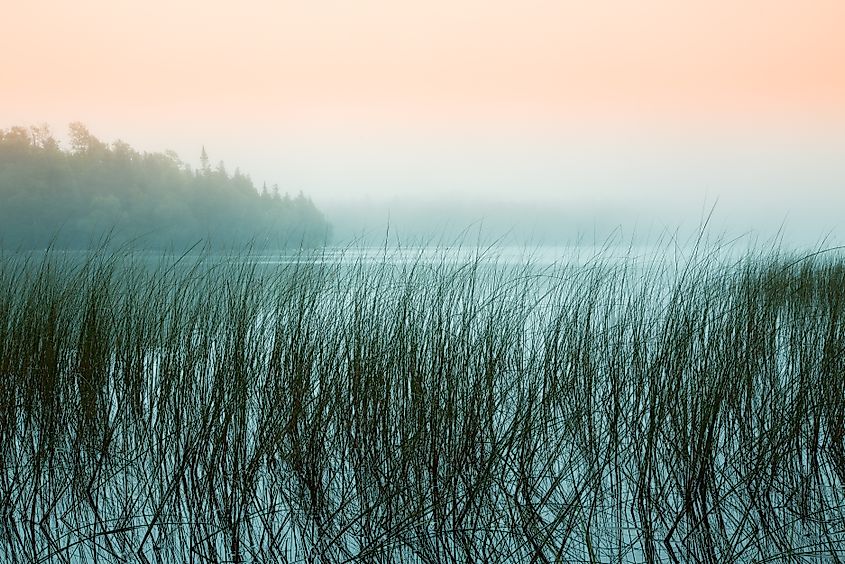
[4,120,843,249]
[112,124,845,247]
[5,0,843,249]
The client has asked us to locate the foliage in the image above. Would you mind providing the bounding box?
[0,241,844,562]
[0,124,331,249]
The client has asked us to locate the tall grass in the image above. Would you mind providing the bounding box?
[1,241,844,562]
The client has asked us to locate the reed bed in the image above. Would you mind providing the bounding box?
[0,241,844,563]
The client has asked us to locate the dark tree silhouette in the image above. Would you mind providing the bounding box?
[0,124,331,249]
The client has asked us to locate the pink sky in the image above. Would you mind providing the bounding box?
[3,0,845,240]
[4,0,844,129]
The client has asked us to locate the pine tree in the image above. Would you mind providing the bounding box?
[200,146,210,173]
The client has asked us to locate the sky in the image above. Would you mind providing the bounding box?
[3,0,844,241]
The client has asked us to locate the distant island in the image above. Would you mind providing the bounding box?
[0,124,331,249]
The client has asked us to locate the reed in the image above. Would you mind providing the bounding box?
[1,240,843,562]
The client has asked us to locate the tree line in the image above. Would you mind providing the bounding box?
[0,124,331,249]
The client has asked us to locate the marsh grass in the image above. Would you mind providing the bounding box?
[1,239,844,562]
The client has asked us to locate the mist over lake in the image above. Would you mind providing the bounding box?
[2,120,844,563]
[4,0,845,560]
[2,239,845,562]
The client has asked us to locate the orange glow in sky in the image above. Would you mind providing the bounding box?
[3,0,844,129]
[4,0,845,240]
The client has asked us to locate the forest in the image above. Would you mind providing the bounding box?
[0,124,331,249]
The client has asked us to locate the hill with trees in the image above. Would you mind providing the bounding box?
[0,124,331,249]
